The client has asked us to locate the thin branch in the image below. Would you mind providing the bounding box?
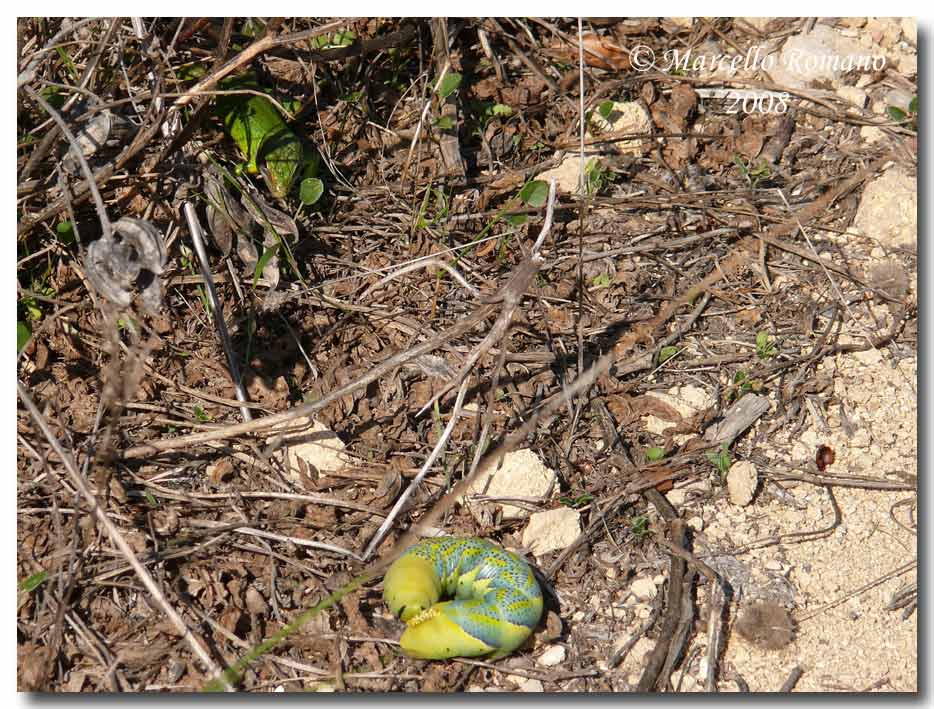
[362,376,470,560]
[182,202,252,422]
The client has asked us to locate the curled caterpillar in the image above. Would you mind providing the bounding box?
[383,536,543,660]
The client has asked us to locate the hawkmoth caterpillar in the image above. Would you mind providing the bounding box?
[383,536,544,660]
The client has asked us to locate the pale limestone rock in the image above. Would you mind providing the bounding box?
[666,17,696,30]
[836,86,868,108]
[589,101,652,156]
[854,168,917,249]
[523,507,581,555]
[896,53,917,78]
[536,645,567,667]
[270,416,351,483]
[666,487,687,506]
[512,676,544,692]
[727,460,759,507]
[642,384,714,437]
[770,25,871,89]
[468,448,556,520]
[630,577,658,600]
[537,155,585,194]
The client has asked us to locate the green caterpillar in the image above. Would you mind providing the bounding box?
[383,536,543,660]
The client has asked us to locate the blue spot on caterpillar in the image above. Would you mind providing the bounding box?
[383,536,544,659]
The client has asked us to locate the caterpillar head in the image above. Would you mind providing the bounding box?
[383,554,442,622]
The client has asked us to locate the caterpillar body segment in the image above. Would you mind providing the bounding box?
[383,537,544,660]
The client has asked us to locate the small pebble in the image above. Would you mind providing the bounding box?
[630,577,658,600]
[537,645,567,667]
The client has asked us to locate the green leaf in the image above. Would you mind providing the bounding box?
[17,321,31,354]
[437,72,462,100]
[193,405,212,423]
[591,273,611,288]
[909,95,918,114]
[646,446,666,462]
[40,85,65,110]
[755,330,777,359]
[519,179,549,207]
[253,243,279,287]
[340,89,363,104]
[887,105,907,122]
[505,214,528,226]
[434,115,455,130]
[19,571,48,593]
[706,442,731,474]
[630,515,649,537]
[55,220,75,244]
[299,177,324,206]
[491,103,513,117]
[658,345,678,363]
[560,491,594,508]
[177,63,207,81]
[303,155,322,181]
[597,100,615,120]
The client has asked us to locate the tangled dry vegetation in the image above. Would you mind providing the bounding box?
[17,18,917,692]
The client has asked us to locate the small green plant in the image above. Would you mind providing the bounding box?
[733,154,771,189]
[658,345,679,364]
[706,441,731,474]
[519,179,549,208]
[436,72,462,100]
[584,158,612,195]
[193,405,212,423]
[414,186,449,230]
[117,316,139,335]
[559,491,594,508]
[729,370,765,401]
[55,220,76,244]
[311,30,356,50]
[591,272,611,289]
[434,115,455,130]
[630,515,650,538]
[19,571,49,593]
[54,45,79,81]
[40,85,65,110]
[17,321,31,354]
[339,89,364,104]
[596,100,615,121]
[299,177,324,206]
[755,331,778,360]
[506,179,549,227]
[178,244,212,312]
[19,268,56,324]
[253,244,279,287]
[887,95,918,130]
[645,446,666,462]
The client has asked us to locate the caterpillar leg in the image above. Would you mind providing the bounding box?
[400,602,496,659]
